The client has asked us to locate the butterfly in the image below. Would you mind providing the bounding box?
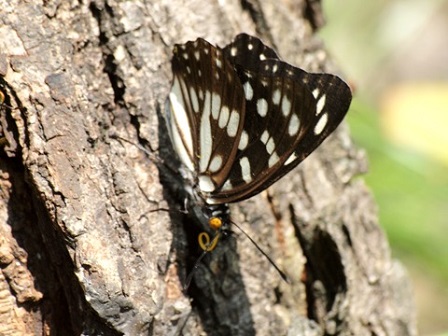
[164,33,352,282]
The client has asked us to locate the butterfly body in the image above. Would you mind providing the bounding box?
[165,33,352,252]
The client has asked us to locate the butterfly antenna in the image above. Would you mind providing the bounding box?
[231,220,289,283]
[110,133,185,183]
[110,133,162,164]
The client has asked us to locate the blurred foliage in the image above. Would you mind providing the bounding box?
[348,97,448,281]
[319,0,448,334]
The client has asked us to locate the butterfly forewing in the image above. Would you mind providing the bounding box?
[167,38,246,193]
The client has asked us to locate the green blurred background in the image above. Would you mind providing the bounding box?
[320,0,448,335]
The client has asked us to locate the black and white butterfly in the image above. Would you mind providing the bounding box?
[165,33,352,277]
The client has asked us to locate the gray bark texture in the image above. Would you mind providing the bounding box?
[0,0,417,335]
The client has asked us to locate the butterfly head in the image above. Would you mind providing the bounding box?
[199,202,231,246]
[197,217,223,251]
[183,202,232,288]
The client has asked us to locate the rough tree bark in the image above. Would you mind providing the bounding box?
[0,0,416,335]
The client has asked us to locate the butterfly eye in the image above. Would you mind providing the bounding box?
[208,217,222,231]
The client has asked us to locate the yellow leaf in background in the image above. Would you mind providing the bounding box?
[381,82,448,166]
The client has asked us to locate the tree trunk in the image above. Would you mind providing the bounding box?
[0,0,416,335]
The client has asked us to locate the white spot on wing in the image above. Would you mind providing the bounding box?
[194,51,200,60]
[222,179,233,191]
[312,88,320,99]
[238,130,249,150]
[248,43,253,50]
[211,92,221,119]
[268,152,279,167]
[209,155,223,173]
[285,153,297,166]
[190,87,199,113]
[243,81,253,100]
[199,91,212,171]
[259,54,266,60]
[281,96,291,116]
[240,157,252,183]
[206,197,218,204]
[272,64,278,73]
[272,89,281,105]
[260,130,269,144]
[227,110,240,137]
[216,58,222,68]
[198,175,215,192]
[316,94,326,115]
[168,77,194,171]
[257,98,268,117]
[218,105,230,128]
[230,47,237,56]
[266,137,275,155]
[288,114,300,136]
[314,112,328,135]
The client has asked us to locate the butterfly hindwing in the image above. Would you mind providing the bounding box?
[209,35,352,203]
[255,60,352,172]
